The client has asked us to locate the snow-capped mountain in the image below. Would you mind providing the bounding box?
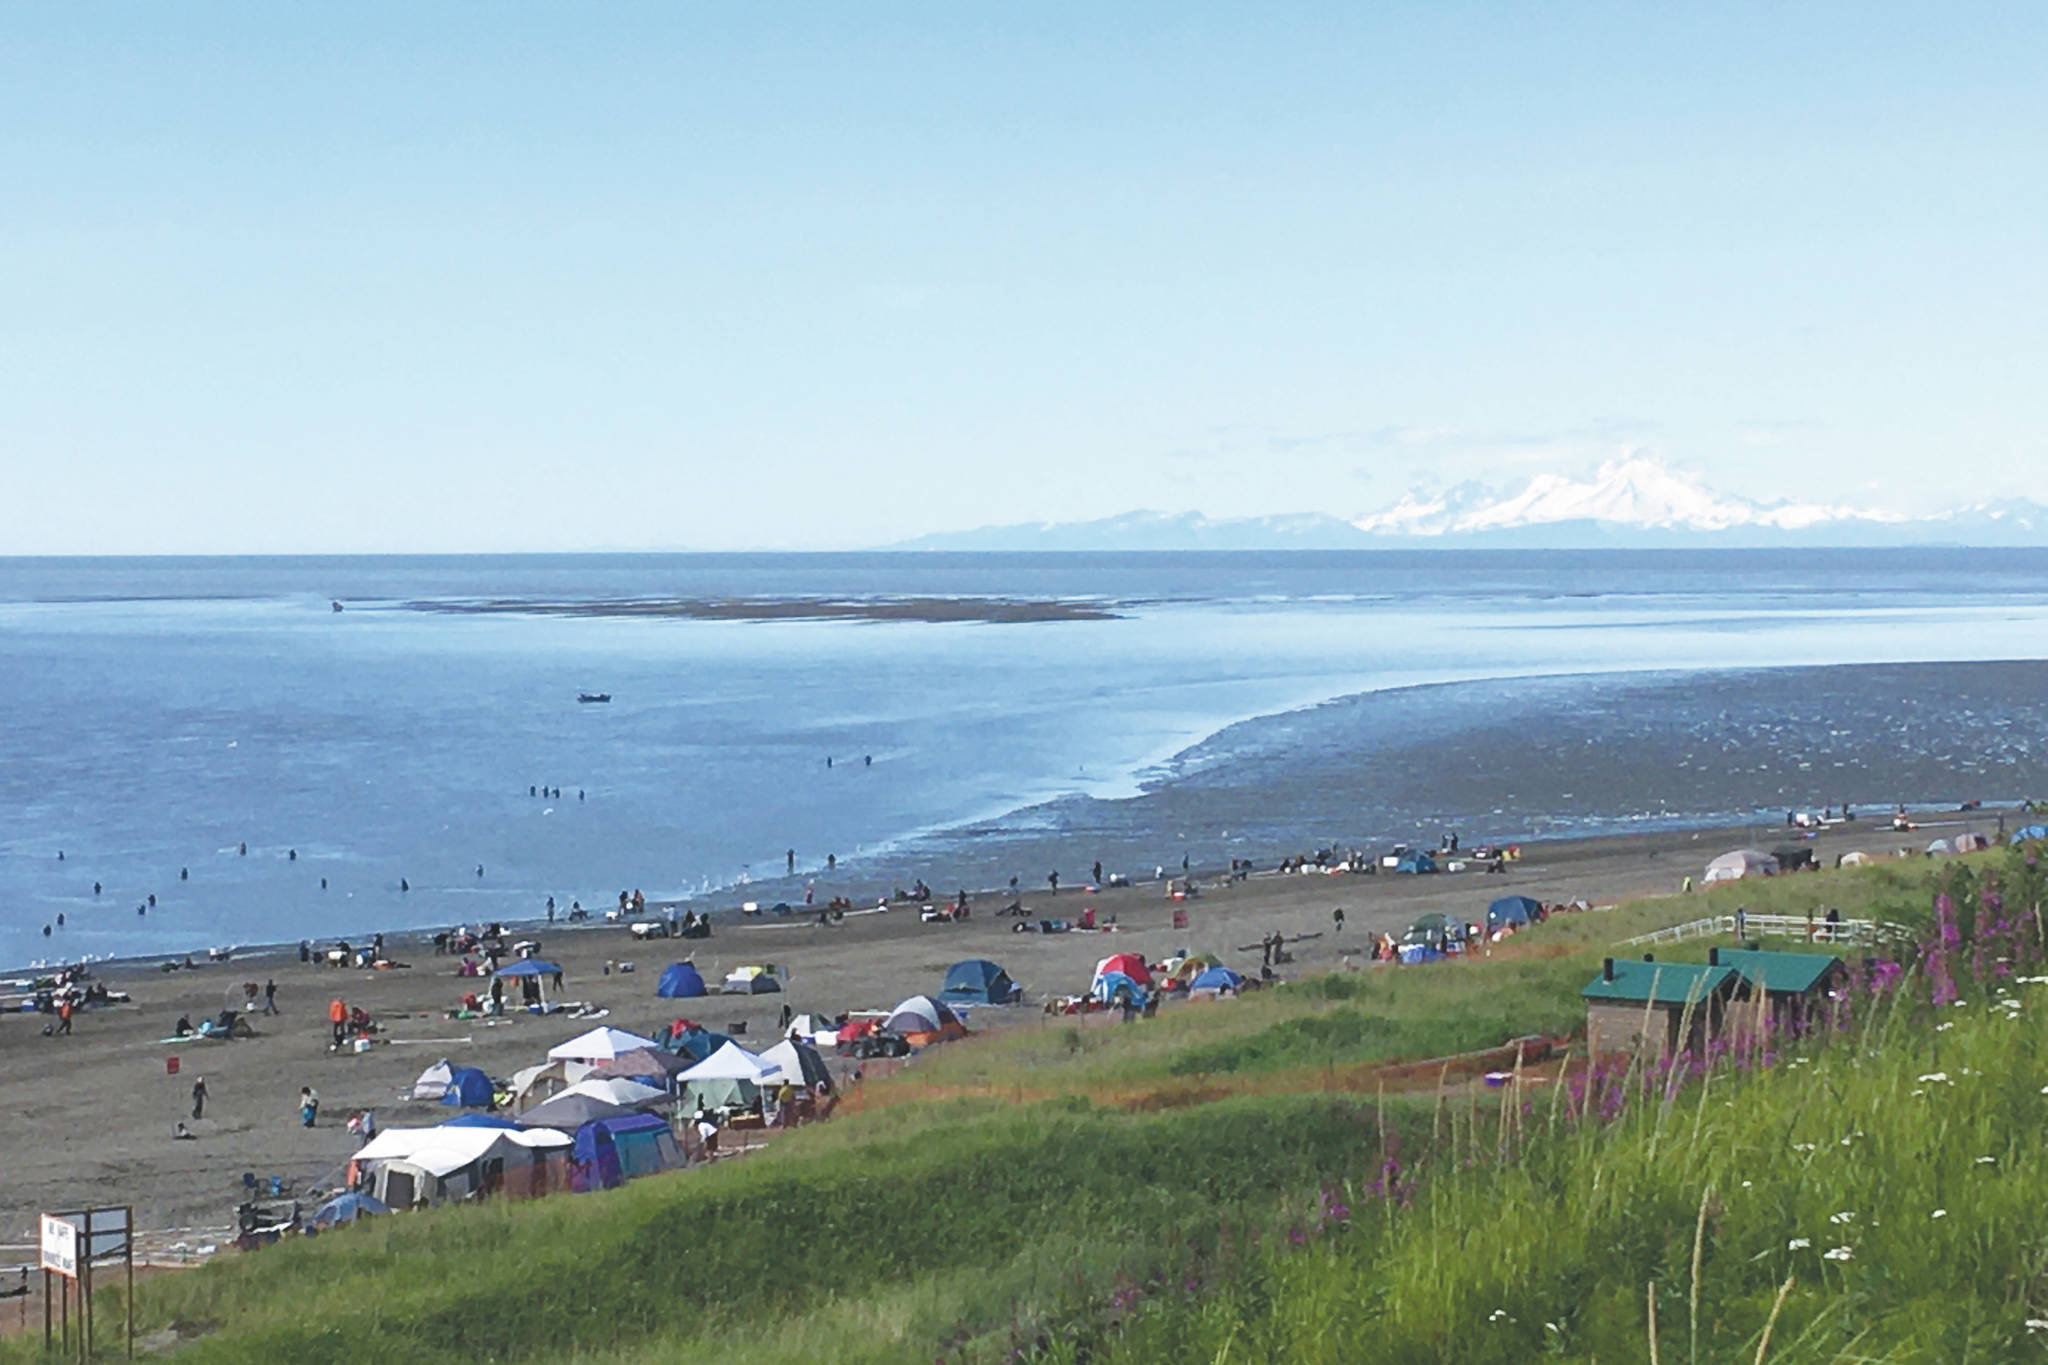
[1353,456,1900,537]
[881,459,2048,550]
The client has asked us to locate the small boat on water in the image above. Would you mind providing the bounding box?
[578,693,611,704]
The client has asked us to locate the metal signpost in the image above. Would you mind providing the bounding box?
[40,1206,134,1360]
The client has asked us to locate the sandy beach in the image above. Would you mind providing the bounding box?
[0,805,2008,1260]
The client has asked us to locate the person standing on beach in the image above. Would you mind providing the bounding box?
[787,849,796,875]
[55,997,73,1035]
[1333,908,1345,936]
[299,1086,319,1127]
[191,1076,208,1120]
[263,979,278,1015]
[328,996,347,1047]
[1048,870,1059,895]
[1092,861,1103,886]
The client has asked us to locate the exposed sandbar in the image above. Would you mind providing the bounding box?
[404,596,1121,623]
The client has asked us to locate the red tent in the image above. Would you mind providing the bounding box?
[1095,952,1153,986]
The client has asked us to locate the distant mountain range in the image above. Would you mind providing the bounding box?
[889,458,2048,550]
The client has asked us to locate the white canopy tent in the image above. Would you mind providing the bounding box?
[355,1123,569,1166]
[555,1076,669,1108]
[677,1040,782,1083]
[547,1026,662,1063]
[354,1123,573,1207]
[1703,849,1778,884]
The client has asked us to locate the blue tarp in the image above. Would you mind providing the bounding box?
[1188,966,1243,993]
[495,959,560,978]
[570,1121,624,1192]
[439,1066,494,1107]
[656,962,707,998]
[312,1192,390,1227]
[442,1113,521,1129]
[1488,895,1541,927]
[2014,824,2048,843]
[940,958,1020,1005]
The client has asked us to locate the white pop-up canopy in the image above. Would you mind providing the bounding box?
[546,1026,662,1062]
[556,1076,669,1108]
[676,1040,782,1083]
[355,1123,570,1168]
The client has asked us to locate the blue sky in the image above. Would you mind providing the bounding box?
[3,4,2043,552]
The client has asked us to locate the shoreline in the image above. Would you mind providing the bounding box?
[10,656,2046,975]
[5,800,2017,984]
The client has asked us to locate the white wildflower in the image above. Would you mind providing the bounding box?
[1740,1180,1753,1189]
[1792,1142,1817,1152]
[2027,1318,2048,1332]
[1487,1308,1510,1322]
[1918,1072,1950,1083]
[1829,1211,1856,1225]
[1977,1155,1998,1165]
[1911,1088,1925,1097]
[1788,1237,1811,1250]
[1937,1022,1955,1032]
[1822,1245,1854,1262]
[1931,1209,1947,1219]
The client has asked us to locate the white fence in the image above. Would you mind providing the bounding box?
[1619,912,1914,949]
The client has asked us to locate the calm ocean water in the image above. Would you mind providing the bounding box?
[3,550,2046,969]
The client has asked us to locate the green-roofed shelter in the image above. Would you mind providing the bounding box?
[1708,947,1845,995]
[1582,955,1747,1057]
[1709,946,1849,1030]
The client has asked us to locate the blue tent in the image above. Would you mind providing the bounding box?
[656,962,707,998]
[2014,824,2048,843]
[439,1065,494,1107]
[593,1113,681,1179]
[570,1121,625,1193]
[1187,965,1243,995]
[940,959,1021,1005]
[1487,895,1541,928]
[660,1023,735,1062]
[1090,970,1148,1007]
[495,959,560,978]
[311,1192,390,1228]
[1393,852,1438,875]
[442,1112,521,1129]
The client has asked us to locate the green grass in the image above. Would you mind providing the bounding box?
[1087,986,2048,1363]
[15,847,2035,1364]
[19,1096,1424,1365]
